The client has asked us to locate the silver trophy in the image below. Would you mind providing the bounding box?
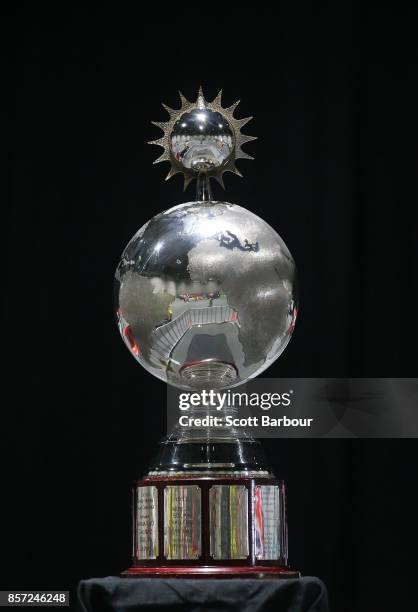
[115,87,299,577]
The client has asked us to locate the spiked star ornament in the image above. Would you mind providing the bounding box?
[149,87,257,190]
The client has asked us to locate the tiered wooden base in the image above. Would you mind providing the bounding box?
[122,475,299,579]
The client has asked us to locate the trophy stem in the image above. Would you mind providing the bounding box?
[149,400,272,476]
[196,173,213,202]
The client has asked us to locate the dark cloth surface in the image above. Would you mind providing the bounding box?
[77,577,329,612]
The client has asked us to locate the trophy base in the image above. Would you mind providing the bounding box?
[128,473,294,580]
[121,566,300,579]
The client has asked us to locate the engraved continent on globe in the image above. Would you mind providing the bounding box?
[115,201,298,390]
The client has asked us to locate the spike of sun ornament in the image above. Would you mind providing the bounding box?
[149,87,257,191]
[114,87,299,579]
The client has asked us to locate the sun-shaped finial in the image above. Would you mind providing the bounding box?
[149,87,257,190]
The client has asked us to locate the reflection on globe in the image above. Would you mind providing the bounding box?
[115,201,298,390]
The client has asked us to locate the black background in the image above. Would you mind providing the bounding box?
[4,5,418,611]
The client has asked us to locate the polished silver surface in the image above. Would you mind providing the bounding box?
[149,87,256,189]
[148,470,271,477]
[209,485,249,559]
[115,201,298,391]
[170,108,234,172]
[136,486,158,560]
[164,485,201,559]
[254,485,281,560]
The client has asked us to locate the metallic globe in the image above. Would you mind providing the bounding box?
[170,109,234,172]
[115,201,298,390]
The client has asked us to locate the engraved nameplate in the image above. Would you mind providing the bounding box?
[209,485,249,559]
[164,485,201,559]
[136,486,158,559]
[254,485,281,560]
